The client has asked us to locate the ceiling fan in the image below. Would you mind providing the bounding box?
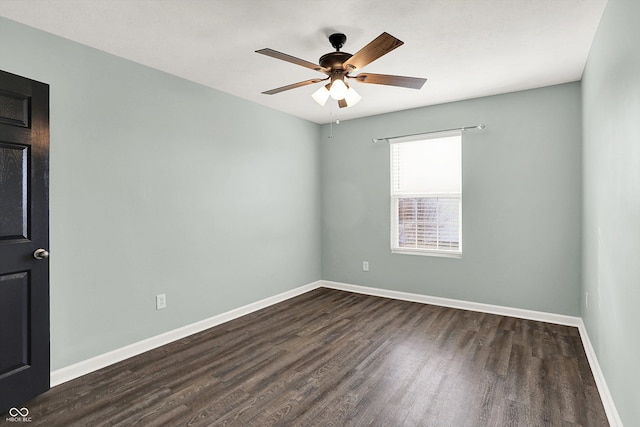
[256,32,427,108]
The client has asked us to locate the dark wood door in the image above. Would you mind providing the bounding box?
[0,70,50,413]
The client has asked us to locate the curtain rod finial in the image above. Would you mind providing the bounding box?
[477,123,485,130]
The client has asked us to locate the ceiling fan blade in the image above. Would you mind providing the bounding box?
[351,73,427,89]
[256,48,328,73]
[261,78,326,95]
[338,99,348,109]
[342,32,404,72]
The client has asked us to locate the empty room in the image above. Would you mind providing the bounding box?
[0,0,637,425]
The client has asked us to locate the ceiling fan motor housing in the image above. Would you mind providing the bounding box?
[319,51,352,72]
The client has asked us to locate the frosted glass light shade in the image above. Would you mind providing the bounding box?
[311,85,330,106]
[343,87,362,107]
[329,79,348,100]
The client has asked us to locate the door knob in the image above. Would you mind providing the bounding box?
[33,249,49,260]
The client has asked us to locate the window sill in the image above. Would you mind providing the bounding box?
[391,249,462,259]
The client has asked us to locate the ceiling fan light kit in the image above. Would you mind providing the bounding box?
[256,32,426,110]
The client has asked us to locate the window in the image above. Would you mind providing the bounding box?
[390,131,462,257]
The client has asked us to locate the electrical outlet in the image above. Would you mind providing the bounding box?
[156,293,166,310]
[362,261,369,272]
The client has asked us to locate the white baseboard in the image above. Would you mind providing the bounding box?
[320,280,582,326]
[575,319,623,427]
[50,281,321,387]
[50,279,621,426]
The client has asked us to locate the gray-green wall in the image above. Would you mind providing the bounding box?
[582,0,640,424]
[0,17,322,370]
[321,83,583,316]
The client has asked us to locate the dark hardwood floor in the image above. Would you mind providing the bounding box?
[4,288,608,426]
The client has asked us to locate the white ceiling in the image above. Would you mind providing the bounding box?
[0,0,607,124]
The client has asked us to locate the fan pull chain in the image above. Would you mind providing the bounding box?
[328,103,340,139]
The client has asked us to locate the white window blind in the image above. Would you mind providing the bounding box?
[390,131,462,256]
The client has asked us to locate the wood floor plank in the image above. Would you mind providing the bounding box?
[4,287,609,426]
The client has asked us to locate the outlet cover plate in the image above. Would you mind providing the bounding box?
[156,293,167,310]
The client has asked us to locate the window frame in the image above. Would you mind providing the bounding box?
[389,131,463,258]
